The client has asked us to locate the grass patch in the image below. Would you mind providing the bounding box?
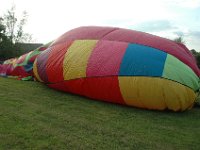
[0,77,200,149]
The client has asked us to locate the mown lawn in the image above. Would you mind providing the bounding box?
[0,77,200,150]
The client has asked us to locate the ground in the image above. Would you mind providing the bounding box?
[0,77,200,149]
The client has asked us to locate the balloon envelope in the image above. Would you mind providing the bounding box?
[33,26,200,111]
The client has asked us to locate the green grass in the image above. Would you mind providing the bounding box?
[0,77,200,150]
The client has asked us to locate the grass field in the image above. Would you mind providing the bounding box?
[0,77,200,149]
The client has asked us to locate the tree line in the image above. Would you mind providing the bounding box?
[0,5,32,61]
[191,49,200,68]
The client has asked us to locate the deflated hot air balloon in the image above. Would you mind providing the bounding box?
[33,26,200,111]
[11,42,51,80]
[0,42,51,80]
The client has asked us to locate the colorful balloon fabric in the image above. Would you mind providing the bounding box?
[0,42,51,80]
[33,26,200,111]
[0,58,17,76]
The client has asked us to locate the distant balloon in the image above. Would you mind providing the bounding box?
[0,42,51,80]
[33,26,200,111]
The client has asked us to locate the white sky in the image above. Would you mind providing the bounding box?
[0,0,200,51]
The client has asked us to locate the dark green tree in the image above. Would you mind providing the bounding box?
[3,5,32,43]
[191,49,200,69]
[0,5,32,60]
[174,36,185,44]
[0,17,15,61]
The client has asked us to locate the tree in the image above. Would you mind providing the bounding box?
[0,17,15,60]
[0,17,6,42]
[3,5,32,43]
[0,5,32,60]
[174,36,185,44]
[3,5,17,43]
[191,49,200,69]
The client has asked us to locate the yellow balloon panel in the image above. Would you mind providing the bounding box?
[33,59,43,82]
[63,40,98,80]
[118,77,196,111]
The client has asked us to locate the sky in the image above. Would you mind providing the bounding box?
[0,0,200,51]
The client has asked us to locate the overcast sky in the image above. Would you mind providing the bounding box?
[0,0,200,51]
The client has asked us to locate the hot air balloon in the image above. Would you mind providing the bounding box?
[32,26,199,111]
